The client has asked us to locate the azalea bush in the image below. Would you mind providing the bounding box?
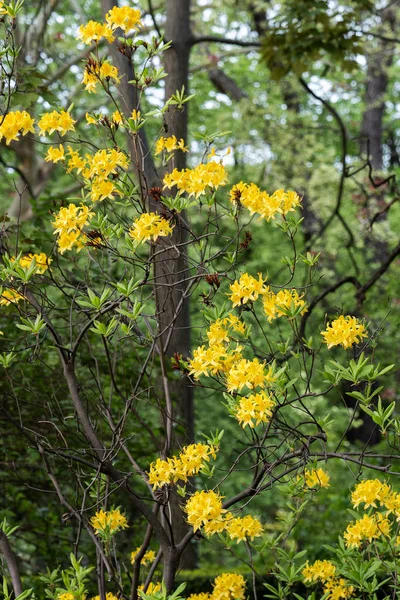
[1,2,400,600]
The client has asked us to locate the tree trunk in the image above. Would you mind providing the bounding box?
[360,5,397,170]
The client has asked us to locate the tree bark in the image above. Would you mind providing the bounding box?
[360,5,397,170]
[0,531,23,598]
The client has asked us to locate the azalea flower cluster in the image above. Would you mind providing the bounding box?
[50,147,128,203]
[304,468,330,489]
[184,490,263,542]
[230,182,301,221]
[90,508,128,536]
[52,203,94,253]
[77,6,141,44]
[302,560,354,600]
[92,593,118,600]
[0,110,35,145]
[155,136,188,155]
[129,212,174,243]
[130,547,156,566]
[163,160,228,198]
[188,573,246,600]
[263,288,307,321]
[38,110,76,136]
[82,60,120,94]
[228,272,308,322]
[321,315,367,349]
[344,478,400,548]
[147,443,217,489]
[11,253,51,275]
[303,479,400,600]
[235,391,275,428]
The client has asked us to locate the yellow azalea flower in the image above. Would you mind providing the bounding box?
[147,443,217,489]
[129,212,174,243]
[163,161,228,198]
[52,204,94,254]
[84,148,128,180]
[45,144,65,163]
[66,147,86,174]
[92,594,118,600]
[77,20,115,44]
[302,559,336,583]
[0,288,24,306]
[138,583,161,597]
[0,2,9,15]
[344,513,391,548]
[229,273,267,307]
[130,548,156,566]
[13,253,51,275]
[224,514,263,542]
[351,479,392,510]
[58,594,75,600]
[229,183,301,221]
[85,113,98,125]
[38,110,76,137]
[212,573,246,600]
[90,178,120,202]
[106,6,142,32]
[188,344,228,379]
[0,110,35,145]
[90,508,128,535]
[82,61,120,93]
[236,392,275,428]
[226,358,267,393]
[130,109,141,121]
[304,468,330,489]
[185,490,225,532]
[155,136,188,155]
[112,110,123,124]
[321,315,367,349]
[263,288,307,321]
[323,578,354,600]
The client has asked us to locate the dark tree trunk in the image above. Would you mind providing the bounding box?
[360,5,397,170]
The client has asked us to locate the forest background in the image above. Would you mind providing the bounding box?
[2,0,400,598]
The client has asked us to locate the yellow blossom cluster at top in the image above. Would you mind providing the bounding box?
[163,160,228,198]
[155,136,189,155]
[77,7,141,44]
[188,573,246,600]
[321,315,367,349]
[82,60,120,94]
[304,468,330,489]
[38,110,76,137]
[230,182,301,221]
[147,443,217,489]
[184,490,263,542]
[90,508,128,536]
[129,212,174,243]
[11,253,51,275]
[130,547,156,566]
[302,560,353,600]
[0,110,35,145]
[52,203,94,254]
